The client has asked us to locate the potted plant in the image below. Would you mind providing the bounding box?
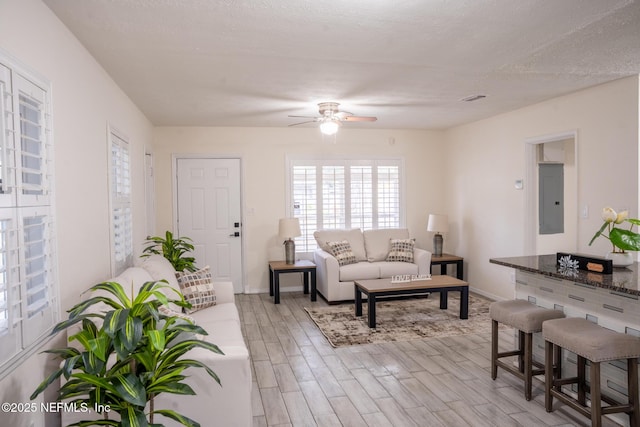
[589,207,640,266]
[31,280,223,427]
[142,231,197,272]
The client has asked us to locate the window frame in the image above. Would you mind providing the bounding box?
[286,156,405,254]
[108,125,133,276]
[0,50,59,379]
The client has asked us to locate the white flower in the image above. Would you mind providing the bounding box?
[601,207,617,223]
[615,210,629,224]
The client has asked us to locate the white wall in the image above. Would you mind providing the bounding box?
[152,127,446,293]
[444,76,639,300]
[0,1,153,426]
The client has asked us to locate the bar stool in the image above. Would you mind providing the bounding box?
[543,317,640,427]
[490,299,565,400]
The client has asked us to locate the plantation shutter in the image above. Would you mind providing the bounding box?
[0,64,16,208]
[292,165,317,252]
[0,53,60,377]
[15,75,51,207]
[109,129,133,275]
[0,214,20,361]
[20,208,55,346]
[289,159,403,253]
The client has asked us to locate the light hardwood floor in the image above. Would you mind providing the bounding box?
[238,291,619,427]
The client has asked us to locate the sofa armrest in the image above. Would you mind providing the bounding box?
[314,248,340,300]
[212,281,235,304]
[414,247,432,276]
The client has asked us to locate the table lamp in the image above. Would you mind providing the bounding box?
[427,214,449,257]
[279,218,301,264]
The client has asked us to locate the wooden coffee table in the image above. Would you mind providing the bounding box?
[354,275,469,328]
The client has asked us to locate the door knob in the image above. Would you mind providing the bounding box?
[229,232,240,237]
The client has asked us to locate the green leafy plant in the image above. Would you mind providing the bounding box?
[589,207,640,253]
[142,231,197,272]
[31,280,223,427]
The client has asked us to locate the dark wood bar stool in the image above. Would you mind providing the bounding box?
[490,299,565,400]
[543,317,640,427]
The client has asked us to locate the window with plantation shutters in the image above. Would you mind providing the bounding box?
[289,158,403,253]
[109,128,133,275]
[0,54,58,377]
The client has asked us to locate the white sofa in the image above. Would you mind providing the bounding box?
[313,228,431,303]
[61,254,251,427]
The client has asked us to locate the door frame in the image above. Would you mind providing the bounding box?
[523,130,578,255]
[172,154,246,291]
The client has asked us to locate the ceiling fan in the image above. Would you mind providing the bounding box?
[288,102,377,135]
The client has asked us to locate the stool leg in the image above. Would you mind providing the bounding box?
[577,355,586,406]
[518,330,525,373]
[545,340,553,412]
[491,319,498,380]
[554,342,562,393]
[590,361,602,427]
[524,332,533,401]
[628,358,639,427]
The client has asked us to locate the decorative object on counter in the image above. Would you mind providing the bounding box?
[556,252,613,274]
[589,207,640,267]
[279,217,301,264]
[557,255,579,277]
[427,213,449,257]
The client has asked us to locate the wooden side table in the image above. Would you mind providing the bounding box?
[430,253,464,280]
[268,260,316,304]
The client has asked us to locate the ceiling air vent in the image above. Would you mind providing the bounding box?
[461,94,486,102]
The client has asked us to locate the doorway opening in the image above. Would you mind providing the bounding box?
[524,131,578,255]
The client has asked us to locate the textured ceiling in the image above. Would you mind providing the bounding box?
[43,0,640,129]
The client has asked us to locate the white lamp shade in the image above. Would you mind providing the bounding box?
[279,218,301,239]
[319,120,340,135]
[427,214,449,233]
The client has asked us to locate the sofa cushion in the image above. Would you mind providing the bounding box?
[190,302,240,324]
[177,266,217,314]
[378,261,419,277]
[314,228,366,261]
[363,228,410,261]
[139,254,184,307]
[326,240,357,266]
[339,262,380,281]
[191,318,245,347]
[386,238,415,262]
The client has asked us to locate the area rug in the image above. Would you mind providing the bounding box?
[304,294,496,347]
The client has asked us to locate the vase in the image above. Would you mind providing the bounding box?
[605,251,634,267]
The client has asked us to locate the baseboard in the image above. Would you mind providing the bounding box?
[469,286,504,302]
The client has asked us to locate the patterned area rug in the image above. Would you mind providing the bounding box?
[304,294,496,347]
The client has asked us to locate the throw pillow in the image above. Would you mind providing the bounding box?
[326,240,357,266]
[176,266,217,314]
[386,238,415,263]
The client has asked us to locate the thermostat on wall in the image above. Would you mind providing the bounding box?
[514,179,523,190]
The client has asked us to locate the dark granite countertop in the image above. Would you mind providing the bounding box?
[490,254,640,296]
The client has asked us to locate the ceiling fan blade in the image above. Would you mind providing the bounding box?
[343,116,378,122]
[288,115,319,119]
[288,120,318,127]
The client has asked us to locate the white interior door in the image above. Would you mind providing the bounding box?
[176,158,243,293]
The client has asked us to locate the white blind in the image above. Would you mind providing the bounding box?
[0,55,58,373]
[290,159,403,252]
[109,129,133,275]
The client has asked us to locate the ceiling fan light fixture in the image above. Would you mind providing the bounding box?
[319,119,340,135]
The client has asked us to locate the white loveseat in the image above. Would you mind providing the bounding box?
[61,254,251,427]
[313,228,431,303]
